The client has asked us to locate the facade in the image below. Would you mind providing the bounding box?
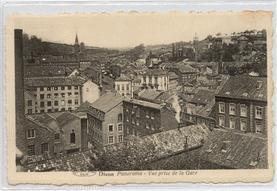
[24,76,100,114]
[87,92,125,150]
[140,69,169,91]
[114,75,133,97]
[25,112,87,156]
[215,76,267,136]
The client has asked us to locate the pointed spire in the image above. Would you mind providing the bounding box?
[75,33,79,45]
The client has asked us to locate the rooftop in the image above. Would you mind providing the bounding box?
[24,76,87,87]
[201,128,267,169]
[90,92,125,113]
[189,89,215,105]
[216,75,267,102]
[143,68,168,76]
[125,98,162,110]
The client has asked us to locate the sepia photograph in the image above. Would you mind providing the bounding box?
[6,11,273,184]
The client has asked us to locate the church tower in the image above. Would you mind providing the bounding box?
[74,33,80,54]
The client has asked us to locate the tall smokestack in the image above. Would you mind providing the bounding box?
[15,29,24,119]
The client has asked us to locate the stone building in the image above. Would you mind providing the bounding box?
[24,76,100,114]
[140,68,169,91]
[215,75,267,135]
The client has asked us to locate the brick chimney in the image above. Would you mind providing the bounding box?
[15,29,24,118]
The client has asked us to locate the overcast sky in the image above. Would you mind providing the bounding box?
[13,12,271,48]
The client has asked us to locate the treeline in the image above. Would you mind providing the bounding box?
[23,33,75,56]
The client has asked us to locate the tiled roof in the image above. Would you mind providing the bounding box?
[216,75,267,102]
[90,92,125,113]
[139,89,163,101]
[125,98,162,110]
[26,114,59,132]
[56,112,80,127]
[189,89,215,105]
[102,124,210,170]
[201,128,267,169]
[24,76,87,87]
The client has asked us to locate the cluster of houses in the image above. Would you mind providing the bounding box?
[15,28,268,171]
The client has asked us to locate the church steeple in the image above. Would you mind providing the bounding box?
[75,34,79,45]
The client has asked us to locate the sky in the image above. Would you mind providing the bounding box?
[12,12,271,48]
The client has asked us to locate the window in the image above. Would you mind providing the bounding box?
[27,100,32,106]
[27,129,35,138]
[118,123,123,131]
[74,92,79,95]
[27,145,35,156]
[108,124,114,132]
[54,87,58,90]
[61,108,65,111]
[47,109,52,112]
[118,113,122,122]
[40,94,44,99]
[74,99,79,105]
[229,103,236,115]
[68,86,72,90]
[40,109,45,113]
[146,123,150,129]
[70,130,75,144]
[68,92,72,96]
[229,118,236,129]
[126,85,129,91]
[117,85,120,91]
[219,116,225,127]
[61,93,65,98]
[61,86,65,90]
[74,86,78,90]
[54,93,58,98]
[40,87,44,91]
[27,109,32,114]
[40,101,45,107]
[122,93,125,96]
[68,100,72,104]
[47,94,51,98]
[108,136,114,144]
[146,110,150,118]
[118,135,123,143]
[47,101,51,107]
[41,143,49,153]
[54,108,59,112]
[68,107,72,111]
[240,104,247,117]
[54,101,58,106]
[240,119,247,131]
[255,106,263,119]
[61,100,65,106]
[255,121,262,133]
[121,85,124,90]
[219,102,225,113]
[47,87,51,91]
[54,133,60,140]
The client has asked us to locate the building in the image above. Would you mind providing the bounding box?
[215,75,267,135]
[87,92,125,150]
[114,75,133,97]
[24,76,100,114]
[140,68,169,91]
[123,98,179,137]
[168,72,179,92]
[182,89,216,129]
[26,111,88,155]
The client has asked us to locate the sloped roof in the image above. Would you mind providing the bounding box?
[90,92,125,113]
[189,89,215,105]
[168,72,179,80]
[139,89,163,101]
[201,128,267,169]
[27,113,60,132]
[56,112,80,127]
[144,68,168,76]
[125,98,162,110]
[103,124,210,169]
[24,76,87,87]
[216,75,267,102]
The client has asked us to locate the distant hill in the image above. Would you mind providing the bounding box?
[23,33,119,57]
